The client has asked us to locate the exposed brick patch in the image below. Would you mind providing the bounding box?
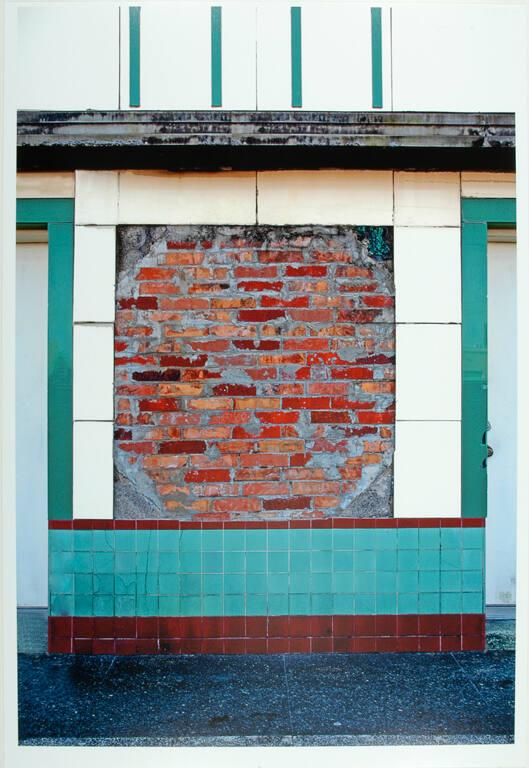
[115,226,395,520]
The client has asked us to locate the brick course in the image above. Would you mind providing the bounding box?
[114,226,395,520]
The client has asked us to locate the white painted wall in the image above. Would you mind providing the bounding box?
[16,242,48,607]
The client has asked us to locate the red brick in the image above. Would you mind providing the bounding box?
[237,309,286,322]
[184,469,231,483]
[263,496,311,511]
[285,265,327,277]
[159,441,206,454]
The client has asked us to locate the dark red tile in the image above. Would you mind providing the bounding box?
[223,639,246,654]
[201,638,224,653]
[246,616,267,638]
[92,639,116,654]
[441,635,462,652]
[440,518,461,528]
[355,616,376,636]
[159,617,181,639]
[397,615,419,636]
[245,638,268,654]
[49,637,72,653]
[310,615,333,637]
[462,635,485,651]
[396,636,419,652]
[418,518,440,528]
[462,518,485,528]
[136,638,159,654]
[73,520,93,530]
[93,616,115,637]
[223,616,245,638]
[418,615,441,635]
[333,615,355,637]
[312,519,333,529]
[114,617,136,638]
[375,615,397,636]
[114,520,136,529]
[333,637,353,653]
[50,616,73,639]
[440,615,462,635]
[376,637,398,652]
[202,616,223,638]
[137,617,159,638]
[137,520,158,530]
[73,638,93,654]
[311,637,333,653]
[180,638,202,654]
[289,616,309,638]
[396,518,420,528]
[332,518,354,528]
[73,617,95,638]
[244,521,268,529]
[355,637,377,652]
[289,637,310,653]
[160,638,181,654]
[158,520,179,529]
[462,614,485,635]
[49,520,72,529]
[115,639,137,655]
[180,617,203,639]
[268,616,288,638]
[355,519,377,528]
[419,636,440,653]
[266,520,289,529]
[267,638,289,653]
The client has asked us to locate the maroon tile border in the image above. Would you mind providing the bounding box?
[48,613,486,655]
[49,517,486,531]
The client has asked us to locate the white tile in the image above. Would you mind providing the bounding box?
[395,227,461,324]
[118,171,256,225]
[73,324,114,421]
[256,3,291,110]
[396,325,461,421]
[74,227,116,323]
[75,172,119,225]
[17,6,119,110]
[220,3,257,110]
[394,173,460,227]
[257,170,393,225]
[392,5,525,112]
[394,421,461,518]
[461,173,516,199]
[16,173,74,199]
[73,421,114,519]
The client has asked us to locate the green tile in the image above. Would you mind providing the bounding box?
[418,570,440,591]
[268,593,288,614]
[224,594,244,615]
[333,529,354,549]
[115,552,135,573]
[93,595,114,615]
[247,573,267,593]
[289,572,310,593]
[49,572,73,594]
[376,528,397,549]
[50,594,74,616]
[267,530,288,551]
[355,571,376,593]
[203,595,223,614]
[247,594,267,615]
[397,571,418,592]
[180,595,201,615]
[224,574,245,594]
[311,529,332,550]
[440,549,461,571]
[145,552,160,573]
[93,530,115,552]
[135,530,157,552]
[376,550,397,571]
[247,552,266,573]
[441,528,461,549]
[50,531,73,552]
[115,530,136,551]
[397,593,418,614]
[224,551,245,573]
[376,593,397,614]
[441,592,462,612]
[143,573,159,595]
[310,572,332,593]
[354,550,376,571]
[181,574,201,595]
[137,595,159,616]
[440,571,461,591]
[203,530,223,551]
[158,530,179,551]
[246,530,266,551]
[397,528,419,549]
[159,573,180,594]
[334,550,354,571]
[135,552,149,573]
[203,573,222,594]
[290,529,311,550]
[290,551,310,573]
[334,571,354,593]
[419,528,440,549]
[334,594,355,613]
[115,573,136,596]
[418,593,440,614]
[74,573,93,595]
[462,528,484,549]
[74,594,93,615]
[268,573,289,593]
[398,550,418,570]
[354,595,375,614]
[180,531,202,551]
[311,593,333,613]
[73,530,93,551]
[159,596,180,614]
[268,551,288,572]
[462,570,483,591]
[73,552,93,574]
[115,595,136,616]
[462,549,483,570]
[224,530,245,551]
[356,530,376,549]
[311,550,332,572]
[376,571,397,592]
[93,551,114,574]
[418,548,440,571]
[203,551,223,573]
[289,594,311,614]
[462,592,483,613]
[180,551,200,572]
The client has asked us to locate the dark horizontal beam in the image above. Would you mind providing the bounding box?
[17,110,515,172]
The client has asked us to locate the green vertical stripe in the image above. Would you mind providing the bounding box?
[129,6,141,108]
[290,7,302,108]
[371,7,383,108]
[211,7,222,107]
[48,223,74,520]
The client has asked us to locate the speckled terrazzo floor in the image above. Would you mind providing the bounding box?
[17,617,514,746]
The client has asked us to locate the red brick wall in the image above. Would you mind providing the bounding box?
[114,227,395,520]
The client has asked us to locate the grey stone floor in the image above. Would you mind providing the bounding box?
[17,611,515,747]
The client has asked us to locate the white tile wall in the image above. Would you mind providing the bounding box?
[75,172,119,226]
[395,227,461,324]
[16,173,75,199]
[256,3,292,110]
[17,5,119,110]
[73,227,116,324]
[394,421,461,518]
[73,324,115,422]
[396,324,461,422]
[461,173,516,199]
[219,3,257,110]
[257,170,393,225]
[73,421,114,519]
[394,173,460,227]
[118,171,257,224]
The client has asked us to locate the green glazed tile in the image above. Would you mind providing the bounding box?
[268,593,288,615]
[93,595,114,615]
[224,594,244,615]
[354,595,375,614]
[355,571,376,593]
[181,574,202,595]
[268,551,288,572]
[115,552,135,574]
[202,551,223,573]
[311,550,333,572]
[247,573,267,594]
[49,573,73,594]
[397,571,418,593]
[224,551,245,573]
[114,530,136,552]
[50,531,73,552]
[440,549,461,571]
[267,573,289,593]
[289,594,311,614]
[73,530,93,552]
[143,573,159,595]
[93,552,114,574]
[376,593,397,614]
[93,530,115,552]
[159,596,180,615]
[356,530,376,550]
[333,550,354,571]
[159,573,180,595]
[247,595,267,616]
[224,574,245,594]
[246,530,266,551]
[441,528,461,550]
[135,530,157,553]
[462,528,484,549]
[267,530,288,551]
[202,530,223,551]
[115,573,136,596]
[333,594,355,613]
[440,571,461,591]
[419,528,440,549]
[289,572,310,593]
[462,592,483,613]
[50,594,74,616]
[397,528,419,549]
[203,573,222,595]
[311,593,333,613]
[73,552,93,574]
[137,595,159,616]
[418,570,440,591]
[74,573,93,595]
[354,550,376,571]
[179,552,200,573]
[312,529,332,550]
[74,594,93,615]
[203,595,223,615]
[376,571,397,592]
[441,592,462,612]
[333,530,354,549]
[334,571,354,593]
[290,530,311,550]
[158,530,179,551]
[224,530,245,551]
[462,570,483,591]
[290,551,311,573]
[418,549,440,571]
[310,572,333,593]
[376,550,397,571]
[397,593,418,614]
[180,531,202,552]
[418,593,440,614]
[462,549,483,571]
[246,552,266,574]
[376,528,397,549]
[145,552,160,573]
[180,595,201,616]
[115,595,136,616]
[50,551,74,574]
[398,550,419,571]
